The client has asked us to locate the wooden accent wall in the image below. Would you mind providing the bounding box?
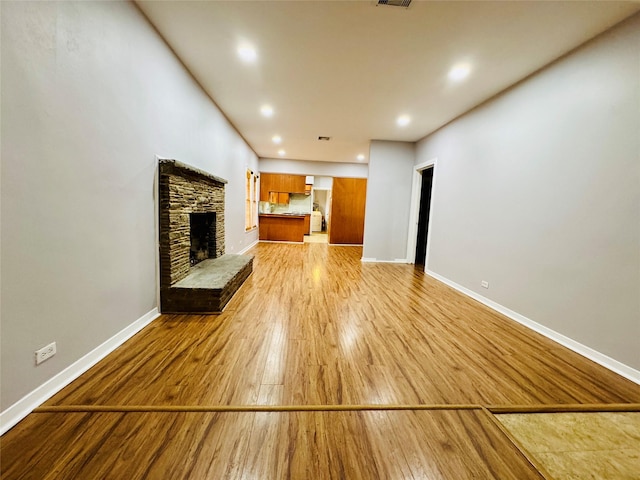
[329,177,367,245]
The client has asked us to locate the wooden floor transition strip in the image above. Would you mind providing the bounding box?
[35,403,640,414]
[34,403,481,413]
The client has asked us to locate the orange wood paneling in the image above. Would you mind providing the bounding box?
[303,214,311,234]
[329,177,367,245]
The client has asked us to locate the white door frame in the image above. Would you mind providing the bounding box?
[406,158,438,265]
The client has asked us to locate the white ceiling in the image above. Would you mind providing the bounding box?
[136,1,640,164]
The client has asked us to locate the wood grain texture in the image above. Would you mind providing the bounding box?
[258,214,305,242]
[39,243,640,408]
[35,404,481,413]
[329,177,367,244]
[43,243,640,408]
[1,410,544,480]
[3,242,640,479]
[259,173,306,201]
[303,213,310,234]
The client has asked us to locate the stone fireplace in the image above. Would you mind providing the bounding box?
[158,159,253,313]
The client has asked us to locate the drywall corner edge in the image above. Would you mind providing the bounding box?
[0,308,160,436]
[426,269,640,386]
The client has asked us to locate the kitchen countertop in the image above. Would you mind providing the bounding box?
[259,213,309,218]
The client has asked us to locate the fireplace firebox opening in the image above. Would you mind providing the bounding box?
[190,212,216,266]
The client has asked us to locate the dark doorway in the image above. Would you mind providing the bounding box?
[415,167,434,270]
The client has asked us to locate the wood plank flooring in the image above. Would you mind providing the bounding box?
[2,243,639,479]
[3,410,544,480]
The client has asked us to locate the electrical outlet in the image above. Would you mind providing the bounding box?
[35,342,57,365]
[481,280,489,289]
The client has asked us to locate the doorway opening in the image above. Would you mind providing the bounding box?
[305,187,331,244]
[414,167,433,270]
[406,158,437,269]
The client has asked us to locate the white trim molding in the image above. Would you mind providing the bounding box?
[0,308,161,435]
[259,240,304,245]
[361,258,409,264]
[426,269,640,385]
[237,240,259,255]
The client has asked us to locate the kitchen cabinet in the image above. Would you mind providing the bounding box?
[268,192,289,204]
[304,214,311,234]
[259,173,273,202]
[259,214,306,242]
[291,175,306,194]
[260,173,306,201]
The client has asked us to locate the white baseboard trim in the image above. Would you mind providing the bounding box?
[361,258,409,264]
[237,240,259,255]
[328,243,363,247]
[259,240,303,245]
[0,308,160,436]
[426,269,640,385]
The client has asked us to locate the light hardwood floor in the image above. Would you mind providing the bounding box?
[2,243,639,479]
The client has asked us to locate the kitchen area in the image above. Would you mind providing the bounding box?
[258,173,329,243]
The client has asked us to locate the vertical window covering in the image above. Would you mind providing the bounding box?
[245,169,258,230]
[252,174,258,228]
[245,169,252,230]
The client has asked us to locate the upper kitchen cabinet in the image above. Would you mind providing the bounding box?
[269,192,290,204]
[259,173,272,201]
[290,175,306,194]
[278,173,305,194]
[260,173,306,202]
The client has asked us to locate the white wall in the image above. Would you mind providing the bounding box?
[0,1,258,413]
[313,176,334,190]
[362,141,415,261]
[260,158,368,178]
[416,14,640,371]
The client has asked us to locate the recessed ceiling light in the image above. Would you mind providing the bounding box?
[357,154,365,161]
[272,135,282,144]
[397,115,411,127]
[278,149,286,156]
[237,44,257,63]
[448,63,471,82]
[260,105,274,117]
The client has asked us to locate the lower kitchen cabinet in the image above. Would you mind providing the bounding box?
[259,214,306,242]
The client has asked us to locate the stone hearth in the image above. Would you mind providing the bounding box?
[158,159,253,313]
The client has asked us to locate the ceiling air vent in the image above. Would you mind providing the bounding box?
[377,0,411,7]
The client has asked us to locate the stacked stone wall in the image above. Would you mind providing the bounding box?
[158,160,226,287]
